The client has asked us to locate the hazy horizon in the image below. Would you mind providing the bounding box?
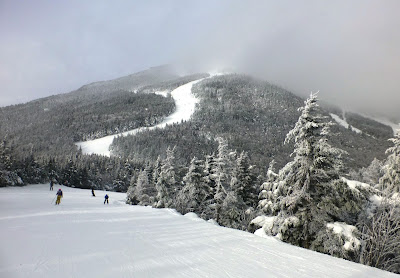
[1,0,399,122]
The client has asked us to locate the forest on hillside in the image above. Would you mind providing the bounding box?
[112,74,392,172]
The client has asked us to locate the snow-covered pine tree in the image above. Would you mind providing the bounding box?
[0,136,23,187]
[219,190,243,229]
[155,146,176,208]
[175,157,205,214]
[152,156,161,186]
[230,151,258,208]
[46,157,58,182]
[262,93,362,250]
[62,158,78,187]
[141,163,157,206]
[201,153,216,219]
[135,169,149,204]
[257,160,280,215]
[379,130,400,196]
[211,137,231,222]
[218,150,258,230]
[361,158,382,186]
[126,175,138,205]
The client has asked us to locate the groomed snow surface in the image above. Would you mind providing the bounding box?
[1,184,397,278]
[75,79,203,157]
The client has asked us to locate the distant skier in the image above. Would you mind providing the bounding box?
[55,189,63,205]
[91,188,95,197]
[50,180,54,191]
[104,194,109,204]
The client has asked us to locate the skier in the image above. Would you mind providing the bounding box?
[50,180,54,191]
[91,188,95,197]
[104,194,109,204]
[55,188,63,205]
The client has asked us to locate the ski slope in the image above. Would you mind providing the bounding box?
[75,79,203,156]
[0,184,397,278]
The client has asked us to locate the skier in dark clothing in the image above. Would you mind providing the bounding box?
[50,180,54,191]
[104,194,109,204]
[91,188,95,197]
[55,189,63,205]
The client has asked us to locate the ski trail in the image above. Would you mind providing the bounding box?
[0,184,397,278]
[75,79,204,156]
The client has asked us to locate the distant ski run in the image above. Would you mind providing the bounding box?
[75,79,204,156]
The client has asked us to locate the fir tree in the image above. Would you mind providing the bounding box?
[155,146,176,208]
[260,93,361,250]
[141,164,157,205]
[361,158,382,186]
[230,151,257,208]
[258,160,280,215]
[211,137,231,222]
[379,130,400,196]
[175,157,204,214]
[201,154,216,219]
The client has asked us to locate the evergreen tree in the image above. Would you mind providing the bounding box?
[259,93,361,250]
[230,151,257,208]
[155,147,176,208]
[361,158,382,186]
[140,164,157,205]
[258,160,280,215]
[0,136,23,187]
[62,158,78,187]
[211,137,231,222]
[152,156,162,187]
[176,157,204,214]
[126,175,138,205]
[127,169,151,205]
[379,130,400,196]
[46,157,58,182]
[201,154,216,219]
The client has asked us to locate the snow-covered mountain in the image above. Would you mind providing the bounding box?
[0,184,397,278]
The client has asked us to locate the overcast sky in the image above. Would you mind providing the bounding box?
[1,0,399,120]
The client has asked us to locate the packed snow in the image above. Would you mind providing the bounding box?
[75,79,203,156]
[0,184,398,278]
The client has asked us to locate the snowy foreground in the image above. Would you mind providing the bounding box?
[75,79,203,156]
[1,184,397,278]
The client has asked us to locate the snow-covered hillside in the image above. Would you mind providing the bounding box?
[0,184,397,278]
[75,78,203,156]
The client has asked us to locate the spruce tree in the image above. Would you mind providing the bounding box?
[262,93,360,249]
[155,147,176,208]
[211,137,231,222]
[231,151,257,208]
[201,154,216,218]
[258,160,280,215]
[379,130,400,196]
[361,158,382,186]
[176,157,204,214]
